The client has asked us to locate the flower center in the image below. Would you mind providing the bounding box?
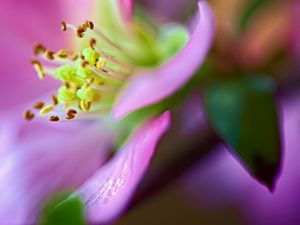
[26,20,134,122]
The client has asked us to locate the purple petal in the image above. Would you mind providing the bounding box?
[0,120,112,224]
[74,111,171,224]
[113,1,215,119]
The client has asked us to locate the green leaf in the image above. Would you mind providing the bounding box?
[239,0,271,31]
[203,75,281,190]
[39,193,87,225]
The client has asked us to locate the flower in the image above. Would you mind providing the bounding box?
[28,0,214,121]
[0,0,214,224]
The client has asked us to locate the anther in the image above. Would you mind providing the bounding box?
[33,43,46,55]
[40,104,54,115]
[61,21,67,31]
[86,77,94,86]
[80,101,91,112]
[66,109,77,120]
[57,50,68,58]
[32,60,45,79]
[66,114,75,120]
[23,110,35,121]
[70,53,78,61]
[67,109,77,116]
[86,20,94,30]
[45,50,55,60]
[76,24,87,38]
[33,101,45,109]
[81,61,89,68]
[89,38,96,49]
[51,95,58,105]
[49,116,60,122]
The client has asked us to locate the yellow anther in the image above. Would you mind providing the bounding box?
[85,20,94,30]
[86,77,94,86]
[76,24,88,38]
[80,100,91,112]
[57,50,68,58]
[51,95,58,105]
[95,58,107,68]
[23,110,35,121]
[32,60,45,79]
[61,21,67,31]
[70,53,78,61]
[66,114,75,120]
[67,109,77,116]
[33,101,45,109]
[40,104,54,115]
[49,116,60,122]
[45,50,55,60]
[66,109,77,120]
[33,43,46,55]
[89,38,96,49]
[81,61,89,68]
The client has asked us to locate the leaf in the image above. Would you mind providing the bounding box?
[239,0,271,31]
[39,193,87,225]
[203,75,281,190]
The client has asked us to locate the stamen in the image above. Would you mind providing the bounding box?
[85,20,94,30]
[66,109,77,120]
[23,110,35,121]
[33,43,46,55]
[79,101,91,112]
[89,26,124,52]
[45,50,55,60]
[29,19,138,122]
[67,109,77,115]
[86,77,94,86]
[33,101,45,109]
[61,21,67,31]
[89,65,126,81]
[49,116,60,122]
[57,50,69,58]
[51,95,58,105]
[66,114,75,120]
[91,84,118,93]
[40,104,54,115]
[90,38,132,70]
[31,60,45,79]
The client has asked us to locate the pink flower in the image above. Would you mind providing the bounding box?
[0,0,214,224]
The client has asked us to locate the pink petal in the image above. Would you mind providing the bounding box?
[0,120,112,224]
[140,0,194,21]
[118,0,134,22]
[74,111,171,224]
[0,1,67,110]
[113,1,215,119]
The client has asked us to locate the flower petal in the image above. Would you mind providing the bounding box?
[74,111,171,224]
[119,0,134,22]
[0,121,112,224]
[113,1,215,119]
[0,1,67,110]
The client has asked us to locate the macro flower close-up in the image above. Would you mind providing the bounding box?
[0,0,300,225]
